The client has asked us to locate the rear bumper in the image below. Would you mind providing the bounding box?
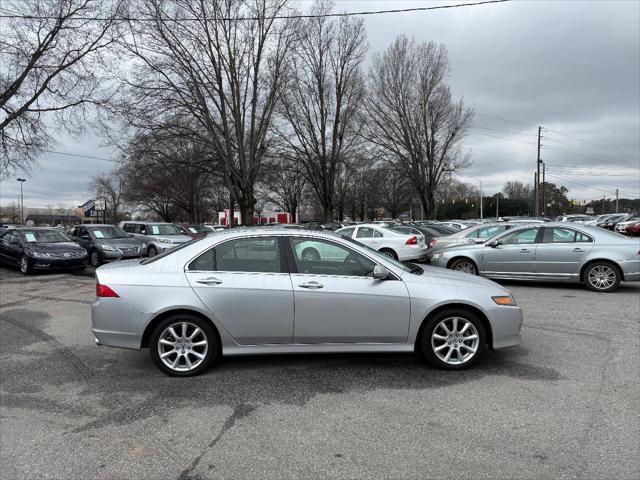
[619,259,640,282]
[91,297,147,350]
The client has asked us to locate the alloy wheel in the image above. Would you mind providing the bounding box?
[587,265,616,290]
[90,251,101,267]
[20,256,28,274]
[157,322,208,372]
[453,261,476,275]
[431,317,480,366]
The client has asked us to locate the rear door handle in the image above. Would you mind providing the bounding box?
[572,248,585,252]
[196,277,223,285]
[520,248,531,253]
[298,281,324,290]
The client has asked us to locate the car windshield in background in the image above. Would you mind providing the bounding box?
[149,224,181,235]
[140,237,202,264]
[20,230,70,243]
[342,236,416,274]
[90,226,129,239]
[188,226,209,234]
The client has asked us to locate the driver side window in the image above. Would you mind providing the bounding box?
[289,238,375,277]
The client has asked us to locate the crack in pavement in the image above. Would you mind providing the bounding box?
[177,403,256,480]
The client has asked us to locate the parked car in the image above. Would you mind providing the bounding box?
[119,221,193,257]
[626,222,640,236]
[597,213,631,231]
[614,216,640,234]
[91,228,523,376]
[335,223,428,261]
[68,224,147,267]
[0,227,88,274]
[203,225,225,233]
[177,224,210,240]
[427,222,522,256]
[429,223,640,292]
[556,214,592,222]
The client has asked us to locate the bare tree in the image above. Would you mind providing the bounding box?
[263,157,307,221]
[376,166,413,219]
[276,0,367,222]
[0,202,22,223]
[90,172,126,223]
[111,0,296,224]
[364,36,473,219]
[503,180,532,200]
[0,0,122,177]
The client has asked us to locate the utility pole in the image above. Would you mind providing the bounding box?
[496,195,499,219]
[602,195,606,214]
[16,178,26,225]
[541,161,546,217]
[533,171,538,216]
[535,126,543,217]
[615,189,619,213]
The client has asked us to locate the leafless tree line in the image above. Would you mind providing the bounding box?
[2,0,474,222]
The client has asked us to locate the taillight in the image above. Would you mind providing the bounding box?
[429,239,437,248]
[96,283,119,298]
[406,236,418,245]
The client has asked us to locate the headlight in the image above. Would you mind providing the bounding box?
[100,244,118,252]
[140,243,147,249]
[158,238,171,244]
[492,295,517,306]
[432,252,444,259]
[31,252,51,258]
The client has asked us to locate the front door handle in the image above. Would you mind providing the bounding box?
[572,248,585,253]
[298,281,324,290]
[196,277,223,285]
[520,248,531,253]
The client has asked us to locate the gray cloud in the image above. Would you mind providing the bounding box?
[1,0,638,207]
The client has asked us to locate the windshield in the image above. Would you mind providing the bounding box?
[140,237,203,264]
[187,225,208,234]
[20,230,70,243]
[149,224,181,235]
[89,226,129,239]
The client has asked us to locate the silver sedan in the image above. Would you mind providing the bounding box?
[91,229,523,376]
[429,223,640,292]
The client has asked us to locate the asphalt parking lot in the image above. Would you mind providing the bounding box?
[1,266,638,480]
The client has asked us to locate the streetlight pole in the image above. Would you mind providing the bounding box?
[16,178,26,225]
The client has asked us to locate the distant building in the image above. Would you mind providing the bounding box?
[25,213,81,226]
[218,209,293,226]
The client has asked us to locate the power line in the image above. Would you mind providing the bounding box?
[544,135,637,166]
[44,150,112,161]
[545,127,639,159]
[547,172,639,196]
[468,130,538,146]
[474,112,538,128]
[0,0,511,21]
[469,125,536,137]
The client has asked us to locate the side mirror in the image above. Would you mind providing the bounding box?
[473,238,484,244]
[373,264,391,280]
[488,240,502,248]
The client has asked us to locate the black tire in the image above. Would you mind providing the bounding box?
[19,255,32,275]
[90,249,102,267]
[583,261,621,293]
[379,248,398,260]
[150,314,219,377]
[147,245,158,257]
[419,308,486,370]
[301,247,320,261]
[449,258,478,275]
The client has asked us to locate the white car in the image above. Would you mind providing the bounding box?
[335,224,428,261]
[615,216,640,233]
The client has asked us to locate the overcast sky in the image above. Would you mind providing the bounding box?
[1,0,639,208]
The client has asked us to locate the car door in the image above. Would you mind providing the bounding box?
[75,226,93,251]
[185,236,294,345]
[533,227,594,280]
[481,227,542,277]
[287,236,410,344]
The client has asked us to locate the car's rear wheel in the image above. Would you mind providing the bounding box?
[90,249,102,267]
[150,314,218,376]
[19,255,32,275]
[583,261,621,292]
[420,309,486,370]
[450,258,478,275]
[379,248,398,260]
[147,246,158,257]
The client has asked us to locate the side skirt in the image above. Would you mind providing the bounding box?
[222,341,415,356]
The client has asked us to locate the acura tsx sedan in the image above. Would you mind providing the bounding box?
[92,229,523,376]
[429,223,640,292]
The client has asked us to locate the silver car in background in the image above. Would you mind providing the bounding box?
[92,229,523,376]
[429,223,640,292]
[427,222,523,256]
[119,221,192,257]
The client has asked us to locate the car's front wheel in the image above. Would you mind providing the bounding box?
[420,309,486,370]
[150,314,218,376]
[583,261,621,292]
[450,258,478,275]
[90,249,102,267]
[147,246,158,257]
[19,255,32,275]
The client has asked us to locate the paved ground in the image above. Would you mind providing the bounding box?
[0,265,638,480]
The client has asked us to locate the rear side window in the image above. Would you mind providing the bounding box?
[188,237,282,273]
[356,227,374,238]
[468,225,507,239]
[337,227,354,238]
[543,227,593,243]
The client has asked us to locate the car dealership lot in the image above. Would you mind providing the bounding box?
[1,267,638,479]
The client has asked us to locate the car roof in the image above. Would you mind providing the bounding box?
[122,221,174,225]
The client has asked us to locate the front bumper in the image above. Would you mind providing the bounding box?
[488,305,523,349]
[32,257,88,269]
